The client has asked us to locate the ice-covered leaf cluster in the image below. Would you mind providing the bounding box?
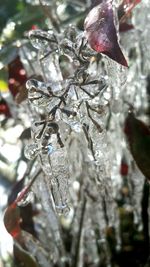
[4,0,150,266]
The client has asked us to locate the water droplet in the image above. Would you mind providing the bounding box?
[24,143,39,160]
[26,79,50,107]
[17,191,34,207]
[29,30,52,50]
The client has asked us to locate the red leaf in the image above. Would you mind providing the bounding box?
[0,98,11,117]
[4,185,29,238]
[4,170,40,238]
[119,22,134,32]
[8,56,27,97]
[4,202,21,238]
[84,0,128,67]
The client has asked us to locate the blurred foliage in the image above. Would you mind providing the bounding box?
[0,0,47,87]
[0,0,26,34]
[0,5,44,45]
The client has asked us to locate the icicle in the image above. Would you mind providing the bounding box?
[130,162,145,227]
[35,173,66,260]
[29,29,57,51]
[26,79,51,107]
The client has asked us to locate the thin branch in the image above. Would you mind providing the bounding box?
[72,197,87,267]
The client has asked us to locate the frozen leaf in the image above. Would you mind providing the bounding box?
[124,112,150,180]
[4,170,41,238]
[84,0,128,66]
[117,0,142,40]
[0,98,11,117]
[4,202,21,238]
[8,56,27,98]
[4,185,29,238]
